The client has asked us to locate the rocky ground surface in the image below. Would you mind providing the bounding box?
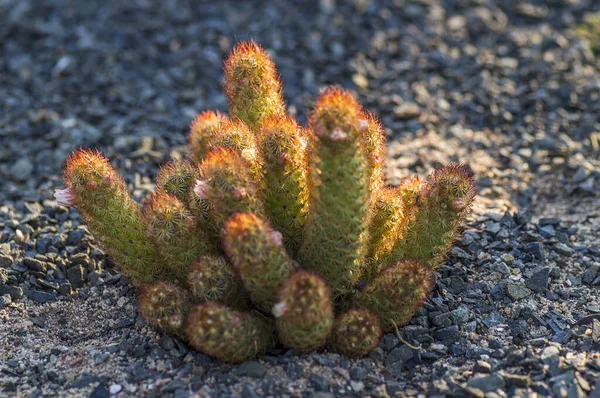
[1,0,600,397]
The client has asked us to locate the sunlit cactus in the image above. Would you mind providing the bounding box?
[273,271,333,352]
[137,281,190,339]
[223,40,285,128]
[57,40,476,363]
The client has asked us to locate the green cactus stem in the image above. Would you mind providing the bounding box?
[138,281,190,339]
[354,259,434,332]
[256,114,309,254]
[60,149,166,285]
[142,192,211,282]
[273,271,334,352]
[223,41,285,129]
[195,148,265,234]
[360,111,386,198]
[298,88,370,296]
[387,163,475,269]
[363,176,425,280]
[155,159,199,204]
[222,212,294,312]
[188,110,228,164]
[184,302,274,363]
[186,255,249,309]
[329,308,382,357]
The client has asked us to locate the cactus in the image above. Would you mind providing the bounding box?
[185,302,273,363]
[143,191,211,282]
[223,40,285,128]
[273,271,333,352]
[298,88,371,296]
[222,212,294,313]
[256,115,309,253]
[137,281,190,339]
[186,255,249,309]
[329,308,382,357]
[57,40,476,362]
[354,259,434,331]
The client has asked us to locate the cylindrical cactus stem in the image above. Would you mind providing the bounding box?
[298,87,370,296]
[184,302,274,363]
[387,163,476,269]
[222,212,294,313]
[195,148,265,234]
[155,159,199,204]
[273,271,334,352]
[360,111,386,199]
[188,110,228,164]
[186,255,249,309]
[256,115,309,254]
[223,40,285,129]
[142,192,211,282]
[137,281,190,339]
[329,308,382,357]
[362,176,425,281]
[353,259,434,332]
[59,149,166,285]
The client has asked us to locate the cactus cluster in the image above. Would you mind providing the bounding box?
[56,41,475,363]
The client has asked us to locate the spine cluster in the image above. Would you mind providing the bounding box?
[58,40,475,363]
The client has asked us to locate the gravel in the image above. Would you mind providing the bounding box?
[1,0,600,397]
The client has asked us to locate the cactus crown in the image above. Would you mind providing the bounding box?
[58,41,475,363]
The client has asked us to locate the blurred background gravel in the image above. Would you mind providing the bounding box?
[1,0,600,397]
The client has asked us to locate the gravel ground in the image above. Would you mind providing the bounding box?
[1,0,600,397]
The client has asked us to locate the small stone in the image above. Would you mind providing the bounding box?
[241,385,260,398]
[582,265,599,285]
[393,103,421,120]
[0,285,23,300]
[572,166,589,183]
[525,242,544,261]
[525,267,549,292]
[0,254,14,267]
[236,361,266,378]
[350,381,364,392]
[451,305,470,324]
[90,385,109,398]
[506,283,531,300]
[109,384,122,394]
[432,325,460,342]
[504,373,531,388]
[23,257,47,273]
[11,158,34,182]
[66,264,86,288]
[350,367,367,381]
[483,312,506,328]
[0,294,12,307]
[540,346,560,362]
[553,243,574,256]
[473,360,491,373]
[310,373,330,392]
[352,73,368,88]
[67,229,85,245]
[28,289,56,304]
[467,374,506,392]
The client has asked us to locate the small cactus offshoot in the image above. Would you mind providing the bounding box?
[57,40,476,363]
